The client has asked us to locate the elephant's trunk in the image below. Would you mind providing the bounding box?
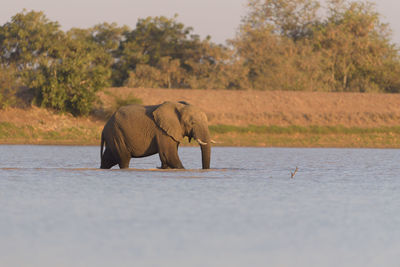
[200,142,211,169]
[193,125,211,169]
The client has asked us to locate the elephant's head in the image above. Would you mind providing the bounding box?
[153,101,211,169]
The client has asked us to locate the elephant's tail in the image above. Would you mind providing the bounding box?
[100,131,105,161]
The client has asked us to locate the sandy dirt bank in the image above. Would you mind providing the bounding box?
[1,88,400,147]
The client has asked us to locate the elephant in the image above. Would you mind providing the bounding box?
[100,101,211,169]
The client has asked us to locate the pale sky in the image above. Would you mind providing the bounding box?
[1,0,400,45]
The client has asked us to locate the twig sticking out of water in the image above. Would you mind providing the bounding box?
[291,167,298,178]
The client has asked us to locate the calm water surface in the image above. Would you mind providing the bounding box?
[1,145,400,267]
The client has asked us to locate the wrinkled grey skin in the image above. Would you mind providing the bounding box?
[100,101,211,169]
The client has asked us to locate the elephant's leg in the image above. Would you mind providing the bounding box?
[118,155,130,169]
[159,150,183,169]
[157,135,184,169]
[101,148,118,169]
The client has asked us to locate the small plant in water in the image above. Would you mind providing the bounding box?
[291,167,298,178]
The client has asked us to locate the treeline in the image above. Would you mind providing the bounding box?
[1,0,400,116]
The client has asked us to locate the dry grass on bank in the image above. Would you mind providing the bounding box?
[99,88,400,127]
[1,88,400,147]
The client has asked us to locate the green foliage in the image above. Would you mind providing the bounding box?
[0,10,63,109]
[234,0,400,92]
[0,10,63,68]
[0,122,34,139]
[0,10,111,115]
[124,56,183,88]
[113,15,236,89]
[34,29,112,116]
[1,2,400,116]
[0,121,100,144]
[244,0,320,40]
[310,0,400,92]
[0,65,19,108]
[113,15,195,86]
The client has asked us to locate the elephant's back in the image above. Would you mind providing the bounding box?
[115,104,144,117]
[115,104,157,120]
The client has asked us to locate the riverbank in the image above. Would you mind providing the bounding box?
[1,88,400,147]
[1,120,400,148]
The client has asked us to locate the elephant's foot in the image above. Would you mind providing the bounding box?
[159,162,184,169]
[159,163,171,169]
[118,159,130,169]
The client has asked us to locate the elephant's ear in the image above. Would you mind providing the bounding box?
[153,102,184,142]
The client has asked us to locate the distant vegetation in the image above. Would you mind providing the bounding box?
[112,94,143,111]
[1,0,400,116]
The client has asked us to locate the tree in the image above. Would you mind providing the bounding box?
[88,23,131,86]
[0,10,63,72]
[0,65,19,108]
[232,0,324,91]
[0,10,112,115]
[183,40,236,89]
[90,22,129,54]
[113,15,236,88]
[244,0,320,40]
[233,0,400,92]
[312,0,400,92]
[113,15,195,86]
[0,10,64,108]
[34,29,112,116]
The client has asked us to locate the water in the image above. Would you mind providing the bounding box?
[1,145,400,267]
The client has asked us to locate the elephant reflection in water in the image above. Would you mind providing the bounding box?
[100,101,211,169]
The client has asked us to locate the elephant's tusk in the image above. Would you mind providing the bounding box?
[210,140,217,144]
[196,138,208,145]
